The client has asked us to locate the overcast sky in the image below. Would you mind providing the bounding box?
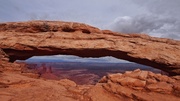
[0,0,180,40]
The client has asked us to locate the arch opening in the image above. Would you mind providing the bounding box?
[16,55,162,85]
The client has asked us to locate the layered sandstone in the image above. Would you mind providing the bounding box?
[98,69,180,101]
[0,20,180,101]
[0,21,180,75]
[0,69,179,101]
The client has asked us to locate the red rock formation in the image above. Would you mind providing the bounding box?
[1,20,180,101]
[98,69,180,101]
[0,20,180,75]
[37,64,59,80]
[0,48,22,72]
[1,68,179,101]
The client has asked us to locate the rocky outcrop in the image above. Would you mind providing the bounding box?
[0,49,22,73]
[97,69,180,101]
[0,20,180,75]
[0,69,179,101]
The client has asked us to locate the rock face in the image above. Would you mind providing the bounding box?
[0,69,179,101]
[0,20,180,100]
[0,20,180,75]
[98,69,180,101]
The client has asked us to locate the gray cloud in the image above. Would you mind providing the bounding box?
[108,0,180,40]
[110,15,171,33]
[109,15,177,38]
[133,0,180,17]
[0,0,143,27]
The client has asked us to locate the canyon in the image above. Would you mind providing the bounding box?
[0,21,180,101]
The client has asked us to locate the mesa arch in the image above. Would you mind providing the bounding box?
[0,21,180,75]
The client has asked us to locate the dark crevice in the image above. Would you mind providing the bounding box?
[82,29,91,34]
[61,26,75,32]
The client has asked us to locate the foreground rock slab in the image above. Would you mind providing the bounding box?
[98,69,180,101]
[0,69,179,101]
[0,21,180,75]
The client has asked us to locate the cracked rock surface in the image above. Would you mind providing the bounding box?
[0,21,180,75]
[0,20,180,101]
[0,69,179,101]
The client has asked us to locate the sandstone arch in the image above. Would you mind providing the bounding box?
[0,21,180,75]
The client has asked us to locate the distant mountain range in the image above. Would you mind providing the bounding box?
[22,61,161,73]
